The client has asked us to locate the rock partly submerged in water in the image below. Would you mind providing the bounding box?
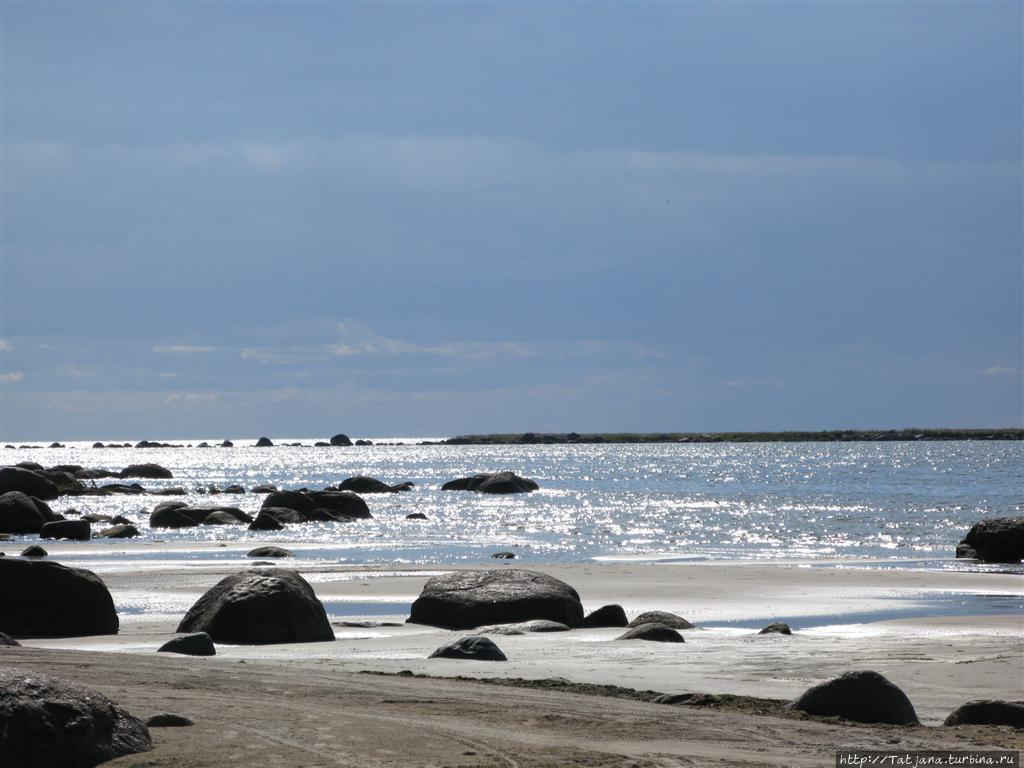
[788,670,918,725]
[176,569,333,645]
[408,569,584,630]
[441,472,539,494]
[0,671,152,768]
[0,491,61,534]
[0,558,118,638]
[759,622,793,635]
[39,519,90,541]
[0,466,61,500]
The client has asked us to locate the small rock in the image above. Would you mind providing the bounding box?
[627,610,694,629]
[405,512,428,520]
[20,545,47,558]
[246,546,293,558]
[759,622,793,635]
[429,636,507,661]
[491,551,516,559]
[145,713,194,728]
[157,632,216,657]
[616,623,685,643]
[582,604,629,628]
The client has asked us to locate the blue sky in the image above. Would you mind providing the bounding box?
[1,1,1021,440]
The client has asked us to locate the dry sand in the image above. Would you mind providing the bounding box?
[5,546,1023,765]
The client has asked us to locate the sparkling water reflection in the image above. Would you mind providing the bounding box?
[6,440,1021,565]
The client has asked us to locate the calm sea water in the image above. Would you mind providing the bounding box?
[5,439,1022,568]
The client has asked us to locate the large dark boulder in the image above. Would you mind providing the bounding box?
[582,604,629,628]
[255,437,274,447]
[248,511,285,531]
[0,632,19,646]
[306,490,371,519]
[0,671,152,768]
[429,636,507,661]
[441,472,539,494]
[148,501,196,528]
[0,558,118,637]
[176,569,334,644]
[261,490,317,514]
[158,632,216,657]
[408,569,584,630]
[616,623,685,642]
[329,433,353,446]
[150,503,251,529]
[0,466,60,500]
[788,670,919,725]
[943,700,1024,728]
[40,520,91,541]
[0,491,60,533]
[628,610,694,630]
[118,463,173,479]
[959,517,1024,563]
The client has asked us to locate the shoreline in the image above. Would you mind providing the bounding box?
[12,554,1024,729]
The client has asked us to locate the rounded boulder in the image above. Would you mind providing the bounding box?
[787,670,918,725]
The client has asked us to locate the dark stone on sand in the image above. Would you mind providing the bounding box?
[441,472,539,494]
[145,713,194,728]
[491,551,516,559]
[943,700,1024,728]
[628,610,694,630]
[329,433,353,446]
[247,546,293,558]
[119,463,173,479]
[20,545,47,558]
[616,623,685,642]
[255,437,273,447]
[429,635,507,661]
[408,569,584,630]
[0,632,19,646]
[157,632,216,657]
[0,466,60,500]
[40,520,91,541]
[0,558,118,637]
[0,491,60,533]
[787,670,919,725]
[97,524,140,539]
[176,569,334,645]
[405,512,428,520]
[582,604,629,628]
[0,671,152,768]
[959,517,1024,563]
[759,622,793,635]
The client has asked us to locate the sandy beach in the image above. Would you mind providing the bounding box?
[5,545,1022,766]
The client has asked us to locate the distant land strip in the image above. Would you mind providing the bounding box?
[442,429,1024,445]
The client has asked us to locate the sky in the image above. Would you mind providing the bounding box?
[1,1,1021,441]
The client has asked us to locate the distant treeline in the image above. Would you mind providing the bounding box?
[443,429,1024,445]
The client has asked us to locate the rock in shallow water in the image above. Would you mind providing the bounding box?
[441,472,539,494]
[958,517,1024,563]
[0,671,152,768]
[627,610,694,630]
[943,700,1024,728]
[158,631,216,656]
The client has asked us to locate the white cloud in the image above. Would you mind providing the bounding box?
[0,339,12,352]
[0,372,25,383]
[153,344,220,354]
[331,320,535,360]
[163,392,219,404]
[60,364,97,377]
[983,366,1019,376]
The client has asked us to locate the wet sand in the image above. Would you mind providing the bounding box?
[6,547,1024,765]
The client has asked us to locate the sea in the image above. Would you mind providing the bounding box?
[4,438,1022,571]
